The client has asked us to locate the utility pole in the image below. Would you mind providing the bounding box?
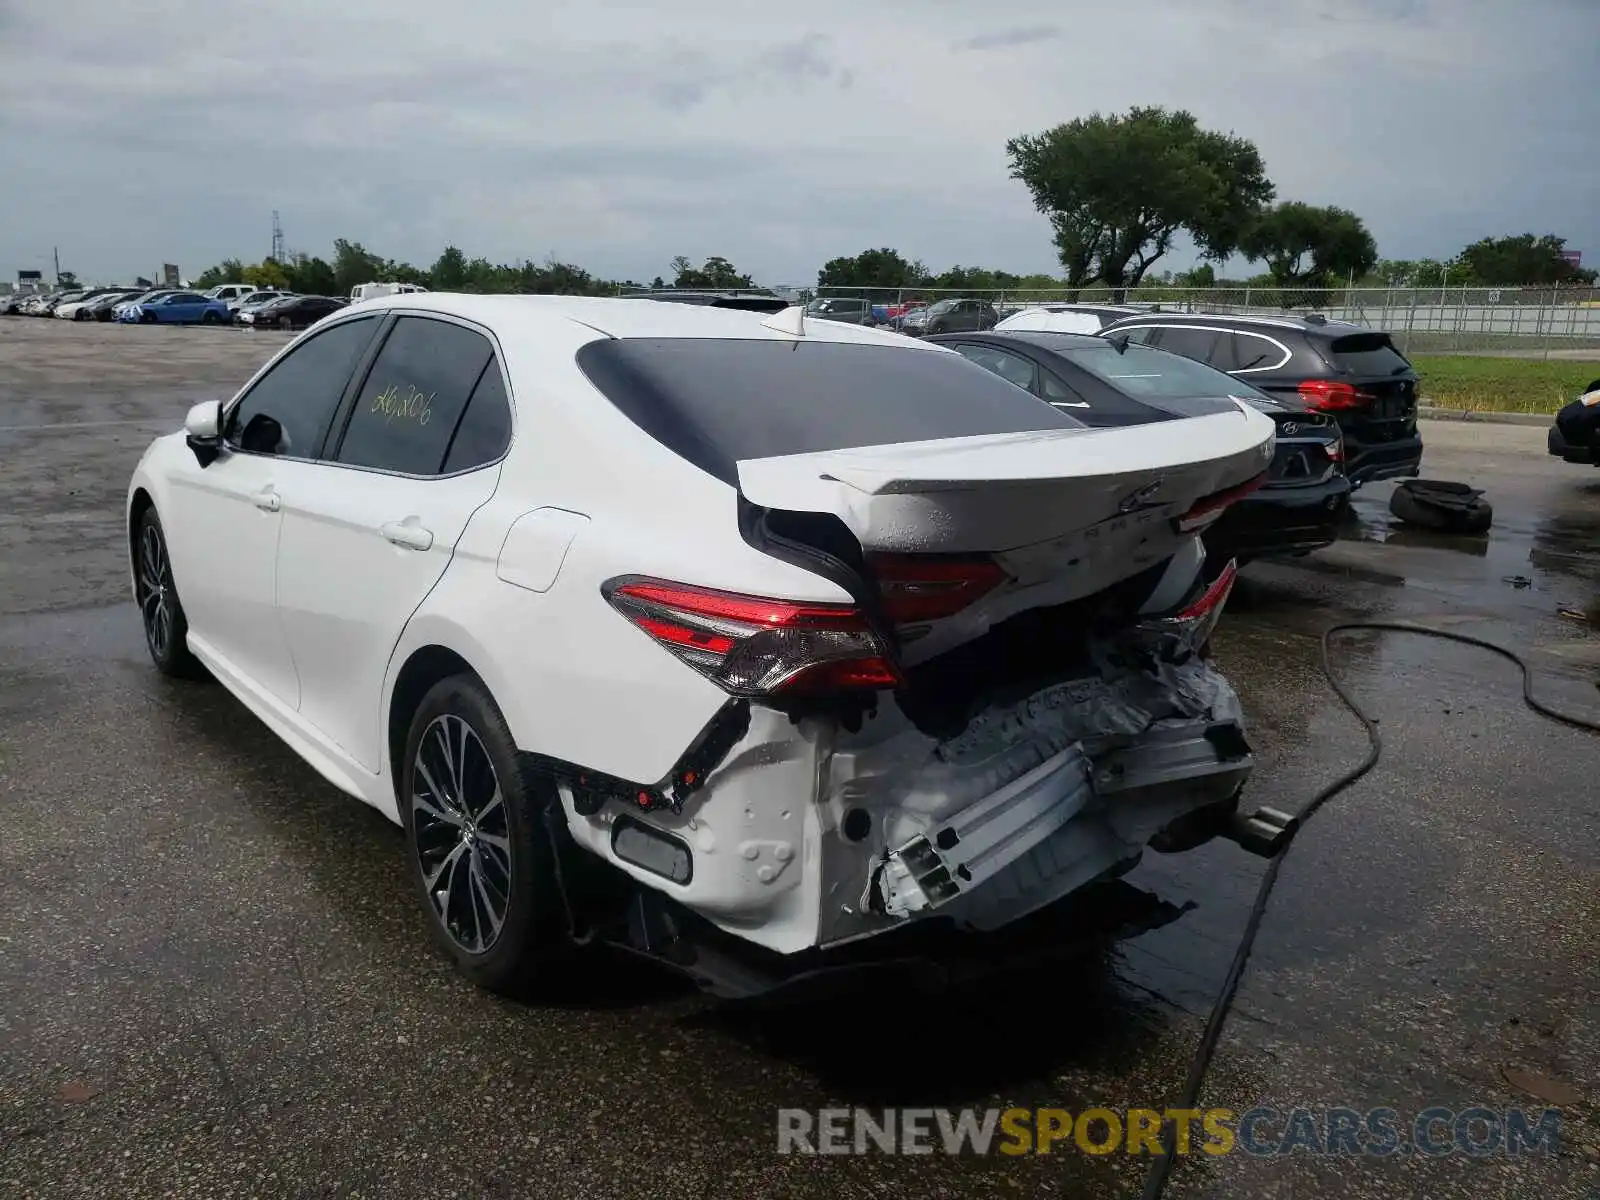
[53,247,60,285]
[271,211,286,263]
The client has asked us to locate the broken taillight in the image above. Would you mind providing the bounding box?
[1145,558,1239,649]
[1174,472,1268,533]
[868,554,1007,623]
[603,577,901,697]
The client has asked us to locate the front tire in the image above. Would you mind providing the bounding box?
[401,675,565,993]
[202,311,221,325]
[134,507,202,677]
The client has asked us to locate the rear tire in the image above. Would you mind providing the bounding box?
[401,675,567,993]
[134,507,202,677]
[202,311,221,325]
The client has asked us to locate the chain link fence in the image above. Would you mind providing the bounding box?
[751,283,1600,358]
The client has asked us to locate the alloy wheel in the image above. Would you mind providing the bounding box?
[410,714,512,954]
[136,522,173,660]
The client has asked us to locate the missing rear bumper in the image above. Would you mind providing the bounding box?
[870,716,1253,919]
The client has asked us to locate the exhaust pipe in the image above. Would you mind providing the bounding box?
[1222,804,1298,858]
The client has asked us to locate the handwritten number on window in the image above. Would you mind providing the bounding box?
[370,384,435,426]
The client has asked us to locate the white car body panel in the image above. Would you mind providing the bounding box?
[274,459,504,774]
[994,308,1106,334]
[127,294,1270,962]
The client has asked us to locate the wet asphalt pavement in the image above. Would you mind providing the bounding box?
[1,319,1597,1199]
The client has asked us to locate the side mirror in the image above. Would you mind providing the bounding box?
[185,400,223,467]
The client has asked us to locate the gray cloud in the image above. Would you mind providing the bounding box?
[955,25,1063,51]
[1,0,1596,286]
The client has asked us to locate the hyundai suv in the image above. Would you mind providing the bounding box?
[1100,312,1422,488]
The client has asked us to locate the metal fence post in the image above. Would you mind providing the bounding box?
[1545,286,1557,361]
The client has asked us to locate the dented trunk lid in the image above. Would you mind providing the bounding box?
[734,408,1276,557]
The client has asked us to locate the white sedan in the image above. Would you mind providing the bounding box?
[126,294,1277,996]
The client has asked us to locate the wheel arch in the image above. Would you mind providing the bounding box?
[385,643,490,805]
[127,486,156,579]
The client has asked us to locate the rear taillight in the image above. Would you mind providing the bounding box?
[1326,434,1344,462]
[1298,379,1375,411]
[867,555,1007,623]
[1141,558,1239,650]
[603,577,901,697]
[1174,472,1268,533]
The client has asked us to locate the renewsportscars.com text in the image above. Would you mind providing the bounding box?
[776,1106,1562,1158]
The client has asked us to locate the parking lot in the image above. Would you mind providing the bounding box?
[1,316,1597,1198]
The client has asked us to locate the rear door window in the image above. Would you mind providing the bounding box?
[334,315,497,476]
[1113,325,1160,345]
[441,361,513,474]
[1148,326,1219,362]
[1326,333,1413,377]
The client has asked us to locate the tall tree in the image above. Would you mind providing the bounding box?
[430,245,470,290]
[670,255,753,289]
[1453,234,1595,285]
[241,259,291,289]
[1006,106,1274,296]
[331,239,387,297]
[816,248,926,289]
[287,255,338,296]
[1239,202,1378,294]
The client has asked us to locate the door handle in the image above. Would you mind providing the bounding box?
[380,520,434,552]
[252,486,280,512]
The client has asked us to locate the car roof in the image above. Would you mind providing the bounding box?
[1104,310,1369,337]
[359,293,951,349]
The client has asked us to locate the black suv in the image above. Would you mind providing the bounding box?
[1100,312,1422,488]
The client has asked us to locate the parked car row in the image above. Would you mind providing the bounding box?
[2,283,349,330]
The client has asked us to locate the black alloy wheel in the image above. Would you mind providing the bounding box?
[402,675,564,992]
[134,508,201,676]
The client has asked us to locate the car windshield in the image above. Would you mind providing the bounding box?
[807,299,859,313]
[926,299,958,315]
[1068,339,1272,401]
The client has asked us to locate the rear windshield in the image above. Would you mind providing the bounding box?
[1061,341,1267,410]
[576,338,1082,484]
[1326,333,1412,377]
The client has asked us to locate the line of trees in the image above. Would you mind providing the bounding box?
[190,244,765,300]
[186,105,1593,304]
[190,227,1594,310]
[998,105,1594,298]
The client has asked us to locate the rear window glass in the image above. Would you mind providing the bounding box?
[1327,334,1412,376]
[1063,342,1262,412]
[576,338,1081,484]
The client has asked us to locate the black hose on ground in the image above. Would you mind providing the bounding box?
[1138,621,1600,1200]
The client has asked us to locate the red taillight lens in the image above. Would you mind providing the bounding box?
[1174,471,1268,533]
[604,577,901,697]
[868,554,1007,623]
[1298,379,1375,411]
[1326,434,1344,462]
[1176,558,1238,622]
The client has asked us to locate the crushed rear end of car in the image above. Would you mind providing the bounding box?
[546,330,1285,995]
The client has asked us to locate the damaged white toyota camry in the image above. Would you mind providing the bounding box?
[126,293,1288,996]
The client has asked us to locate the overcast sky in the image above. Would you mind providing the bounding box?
[2,0,1596,286]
